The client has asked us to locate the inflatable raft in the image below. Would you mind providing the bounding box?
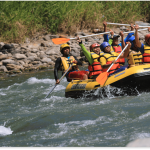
[65,64,150,98]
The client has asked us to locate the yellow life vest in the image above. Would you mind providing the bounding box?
[61,56,76,71]
[102,52,118,62]
[127,50,143,67]
[90,51,104,62]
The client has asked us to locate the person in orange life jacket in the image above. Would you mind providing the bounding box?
[134,25,150,63]
[100,41,131,76]
[54,44,89,84]
[76,37,103,79]
[103,22,126,66]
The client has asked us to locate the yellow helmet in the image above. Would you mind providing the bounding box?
[60,44,70,53]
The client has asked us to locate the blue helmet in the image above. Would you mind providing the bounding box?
[100,42,110,51]
[127,36,135,48]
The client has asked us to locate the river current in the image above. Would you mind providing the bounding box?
[0,69,150,147]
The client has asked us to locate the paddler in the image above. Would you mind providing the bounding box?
[125,24,143,67]
[103,21,126,66]
[134,25,150,64]
[100,39,131,76]
[76,37,103,79]
[54,43,89,84]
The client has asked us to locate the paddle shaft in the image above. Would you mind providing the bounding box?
[107,22,150,28]
[69,32,111,40]
[45,63,73,98]
[107,44,129,73]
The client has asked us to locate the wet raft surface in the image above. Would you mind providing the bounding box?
[1,70,150,146]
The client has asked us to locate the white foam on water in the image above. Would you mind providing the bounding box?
[27,77,54,84]
[0,125,13,136]
[130,132,150,141]
[139,112,150,120]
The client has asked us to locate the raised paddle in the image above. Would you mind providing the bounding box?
[52,32,111,44]
[106,22,150,28]
[96,44,129,86]
[45,63,74,98]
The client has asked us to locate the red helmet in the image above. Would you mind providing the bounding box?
[90,43,100,52]
[145,34,150,43]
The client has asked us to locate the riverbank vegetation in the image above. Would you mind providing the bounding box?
[0,1,150,43]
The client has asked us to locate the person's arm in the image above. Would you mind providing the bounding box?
[135,25,142,48]
[76,37,93,65]
[120,42,131,58]
[54,57,62,84]
[120,31,125,49]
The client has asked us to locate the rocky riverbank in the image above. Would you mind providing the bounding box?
[0,25,149,79]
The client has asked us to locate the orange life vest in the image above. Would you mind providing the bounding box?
[142,45,150,63]
[102,61,120,75]
[88,62,102,78]
[112,46,125,65]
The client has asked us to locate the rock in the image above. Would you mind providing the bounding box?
[70,47,80,57]
[0,61,2,66]
[27,56,36,61]
[32,61,42,65]
[0,54,8,60]
[2,44,14,49]
[26,52,37,57]
[46,47,60,55]
[41,41,53,47]
[27,43,40,49]
[0,66,8,72]
[43,34,51,41]
[126,138,150,147]
[41,58,52,63]
[31,49,39,53]
[14,53,27,60]
[2,59,18,65]
[6,64,24,71]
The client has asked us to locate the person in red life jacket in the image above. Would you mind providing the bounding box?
[76,37,103,79]
[134,25,150,64]
[100,41,131,76]
[103,21,126,66]
[54,44,89,84]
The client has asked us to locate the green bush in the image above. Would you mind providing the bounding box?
[0,1,150,43]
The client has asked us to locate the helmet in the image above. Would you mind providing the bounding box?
[90,43,100,52]
[100,42,110,50]
[145,34,150,43]
[128,36,135,42]
[60,44,70,53]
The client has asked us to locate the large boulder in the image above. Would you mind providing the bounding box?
[14,53,27,60]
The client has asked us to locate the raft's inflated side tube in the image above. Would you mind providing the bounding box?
[65,64,150,98]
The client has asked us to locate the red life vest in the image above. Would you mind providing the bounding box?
[88,62,102,78]
[142,45,150,63]
[102,61,120,75]
[113,46,125,65]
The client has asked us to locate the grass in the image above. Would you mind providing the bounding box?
[0,1,150,43]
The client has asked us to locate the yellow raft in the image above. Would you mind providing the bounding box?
[65,64,150,98]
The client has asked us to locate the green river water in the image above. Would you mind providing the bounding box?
[0,68,150,147]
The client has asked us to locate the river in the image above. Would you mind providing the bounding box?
[0,69,150,147]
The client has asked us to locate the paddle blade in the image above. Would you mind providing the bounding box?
[96,72,108,86]
[52,38,70,44]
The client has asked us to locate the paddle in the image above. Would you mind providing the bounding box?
[52,32,111,44]
[45,63,74,98]
[96,44,129,86]
[106,22,150,28]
